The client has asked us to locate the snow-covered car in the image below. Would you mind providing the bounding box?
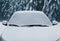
[0,11,60,41]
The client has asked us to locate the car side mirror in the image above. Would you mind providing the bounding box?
[52,20,58,25]
[2,21,7,26]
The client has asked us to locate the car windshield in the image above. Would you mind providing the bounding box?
[7,11,52,27]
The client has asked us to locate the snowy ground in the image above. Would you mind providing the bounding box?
[0,22,60,36]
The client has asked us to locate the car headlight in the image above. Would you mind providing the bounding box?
[0,36,5,41]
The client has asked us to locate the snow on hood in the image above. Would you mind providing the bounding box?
[8,11,52,26]
[1,26,60,41]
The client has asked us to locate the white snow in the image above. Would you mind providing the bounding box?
[1,25,60,41]
[51,23,60,36]
[0,22,60,41]
[0,22,6,35]
[8,11,52,26]
[0,11,60,41]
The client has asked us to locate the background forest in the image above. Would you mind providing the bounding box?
[0,0,60,22]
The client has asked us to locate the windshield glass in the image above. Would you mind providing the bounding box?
[8,11,52,27]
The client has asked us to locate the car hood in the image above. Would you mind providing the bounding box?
[1,26,60,41]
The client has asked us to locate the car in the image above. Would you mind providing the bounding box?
[0,11,60,41]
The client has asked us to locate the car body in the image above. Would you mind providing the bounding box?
[0,11,60,41]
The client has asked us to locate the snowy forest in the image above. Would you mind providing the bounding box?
[0,0,60,22]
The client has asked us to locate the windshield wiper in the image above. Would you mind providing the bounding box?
[3,23,48,27]
[3,23,19,27]
[8,24,19,27]
[21,24,48,27]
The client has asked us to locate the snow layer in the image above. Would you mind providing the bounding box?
[0,22,60,41]
[0,22,6,35]
[8,11,52,26]
[1,26,60,41]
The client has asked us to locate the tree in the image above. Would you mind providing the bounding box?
[43,0,60,22]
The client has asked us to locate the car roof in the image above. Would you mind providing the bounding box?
[8,11,52,26]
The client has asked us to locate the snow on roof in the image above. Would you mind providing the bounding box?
[8,11,52,26]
